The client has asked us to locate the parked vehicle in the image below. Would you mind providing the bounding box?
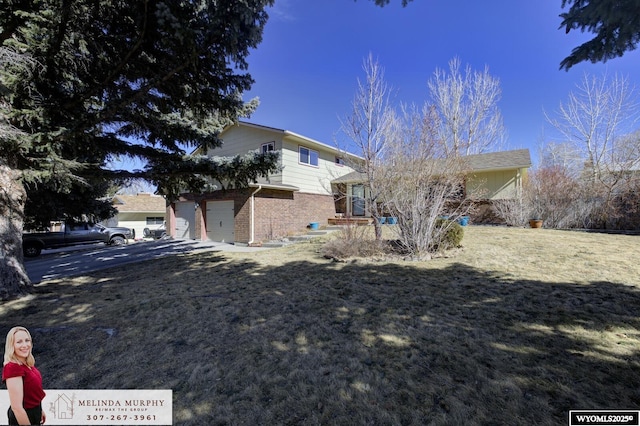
[143,222,167,240]
[22,222,134,257]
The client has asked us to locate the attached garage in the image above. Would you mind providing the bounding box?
[206,200,235,243]
[174,201,196,240]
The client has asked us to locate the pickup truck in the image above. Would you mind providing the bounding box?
[22,222,134,257]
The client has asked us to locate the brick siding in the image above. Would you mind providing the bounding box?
[175,189,337,243]
[252,190,336,242]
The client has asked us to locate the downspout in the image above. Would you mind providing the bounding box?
[248,185,262,245]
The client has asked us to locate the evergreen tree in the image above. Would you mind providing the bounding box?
[560,0,640,70]
[0,1,279,298]
[23,176,120,231]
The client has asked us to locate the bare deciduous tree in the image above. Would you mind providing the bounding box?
[428,57,506,157]
[335,56,503,259]
[339,53,397,240]
[545,72,638,183]
[525,166,582,228]
[539,141,584,179]
[379,104,478,259]
[544,72,640,228]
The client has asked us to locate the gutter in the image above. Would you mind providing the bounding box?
[247,184,262,245]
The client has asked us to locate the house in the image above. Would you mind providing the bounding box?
[463,149,532,198]
[166,122,360,243]
[330,149,532,222]
[169,122,532,243]
[104,193,167,240]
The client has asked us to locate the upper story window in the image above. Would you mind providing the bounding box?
[299,146,319,167]
[335,156,345,166]
[261,142,275,153]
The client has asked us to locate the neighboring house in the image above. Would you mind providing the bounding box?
[331,149,532,221]
[104,193,167,240]
[465,148,532,198]
[167,122,360,243]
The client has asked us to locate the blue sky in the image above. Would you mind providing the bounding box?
[241,0,640,163]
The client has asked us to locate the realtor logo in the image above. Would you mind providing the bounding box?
[51,392,75,420]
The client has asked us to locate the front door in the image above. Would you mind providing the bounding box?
[351,184,365,216]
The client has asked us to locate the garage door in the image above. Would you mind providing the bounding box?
[206,200,235,243]
[174,202,195,240]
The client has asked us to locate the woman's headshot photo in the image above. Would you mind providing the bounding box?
[3,327,46,425]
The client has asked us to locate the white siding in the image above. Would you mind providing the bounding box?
[206,124,356,195]
[207,125,284,184]
[281,137,352,195]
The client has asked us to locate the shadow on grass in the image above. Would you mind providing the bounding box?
[3,254,640,425]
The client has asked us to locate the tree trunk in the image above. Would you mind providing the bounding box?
[0,163,32,299]
[373,215,382,241]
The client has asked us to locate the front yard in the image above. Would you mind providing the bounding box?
[2,226,639,425]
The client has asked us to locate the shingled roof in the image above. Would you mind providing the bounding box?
[112,193,166,213]
[463,149,531,171]
[332,149,532,183]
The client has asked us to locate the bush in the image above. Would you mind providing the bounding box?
[492,198,527,227]
[322,219,465,261]
[321,225,387,260]
[434,218,464,250]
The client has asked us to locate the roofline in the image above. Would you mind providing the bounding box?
[282,129,339,154]
[465,149,532,172]
[332,149,532,184]
[235,121,286,134]
[236,121,364,161]
[469,164,531,173]
[248,182,300,192]
[191,121,365,161]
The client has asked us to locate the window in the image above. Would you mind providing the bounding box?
[299,146,319,167]
[261,142,275,153]
[335,156,345,166]
[146,217,164,225]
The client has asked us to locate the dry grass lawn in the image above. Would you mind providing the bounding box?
[2,226,640,425]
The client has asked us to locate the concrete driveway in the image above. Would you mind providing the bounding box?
[24,238,271,284]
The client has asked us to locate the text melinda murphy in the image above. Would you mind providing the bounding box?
[0,389,172,425]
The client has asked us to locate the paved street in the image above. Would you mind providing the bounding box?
[24,239,269,283]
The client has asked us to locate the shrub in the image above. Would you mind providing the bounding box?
[321,225,386,260]
[492,198,528,227]
[433,218,464,250]
[322,237,386,260]
[322,219,465,261]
